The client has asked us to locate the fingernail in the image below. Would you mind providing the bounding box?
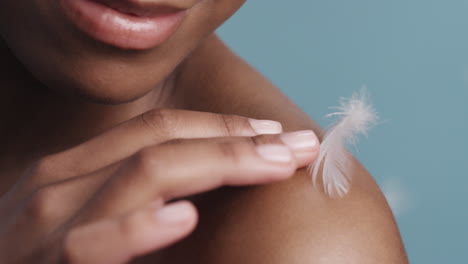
[154,202,193,224]
[256,144,293,163]
[280,130,318,150]
[249,119,282,135]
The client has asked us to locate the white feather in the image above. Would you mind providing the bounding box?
[308,88,378,198]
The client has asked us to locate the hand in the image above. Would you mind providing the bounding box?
[0,109,319,264]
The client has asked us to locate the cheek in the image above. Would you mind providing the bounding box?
[0,0,245,104]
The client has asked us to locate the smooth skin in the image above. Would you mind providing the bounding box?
[0,109,319,263]
[152,34,409,264]
[0,0,408,263]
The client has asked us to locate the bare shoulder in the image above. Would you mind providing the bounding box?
[161,34,409,263]
[208,166,407,264]
[206,165,409,264]
[150,166,407,264]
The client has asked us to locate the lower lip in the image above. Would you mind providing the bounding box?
[59,0,186,50]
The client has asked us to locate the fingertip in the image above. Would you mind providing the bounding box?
[253,144,300,180]
[280,130,320,168]
[154,200,198,229]
[248,119,283,135]
[295,148,320,168]
[256,144,293,163]
[131,201,199,257]
[280,130,319,150]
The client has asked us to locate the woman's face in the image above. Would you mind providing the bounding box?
[0,0,245,103]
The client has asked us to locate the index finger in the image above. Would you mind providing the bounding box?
[36,109,282,184]
[79,131,318,222]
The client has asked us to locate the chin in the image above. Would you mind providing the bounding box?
[65,82,155,105]
[20,46,179,105]
[1,0,245,105]
[41,68,168,105]
[4,16,193,106]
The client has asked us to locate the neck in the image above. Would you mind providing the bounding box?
[0,42,174,162]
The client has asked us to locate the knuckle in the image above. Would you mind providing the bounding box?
[63,228,81,262]
[161,138,185,146]
[251,134,284,145]
[63,225,91,263]
[29,156,58,182]
[139,108,177,136]
[118,213,143,243]
[216,135,284,162]
[218,114,253,136]
[27,186,60,221]
[29,154,77,185]
[217,141,246,164]
[130,148,163,185]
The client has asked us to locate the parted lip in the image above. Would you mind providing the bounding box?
[59,0,201,50]
[92,0,196,17]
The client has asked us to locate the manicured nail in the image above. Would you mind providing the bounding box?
[280,130,318,150]
[154,202,193,224]
[256,144,293,163]
[249,119,282,134]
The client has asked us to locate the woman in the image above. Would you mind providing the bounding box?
[0,0,408,263]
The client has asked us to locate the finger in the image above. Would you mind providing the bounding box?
[35,109,282,184]
[84,130,319,220]
[189,130,320,168]
[64,200,197,264]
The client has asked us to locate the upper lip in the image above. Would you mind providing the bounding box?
[93,0,201,17]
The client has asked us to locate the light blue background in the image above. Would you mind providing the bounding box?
[218,1,468,263]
